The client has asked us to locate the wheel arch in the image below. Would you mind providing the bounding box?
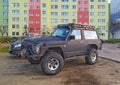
[44,47,65,60]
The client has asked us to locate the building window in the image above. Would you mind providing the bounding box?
[30,13,34,16]
[73,0,76,2]
[36,0,40,2]
[3,0,8,2]
[51,0,58,2]
[98,19,105,23]
[98,5,105,9]
[72,5,76,9]
[30,6,34,9]
[42,11,46,14]
[84,22,88,25]
[90,19,94,23]
[51,12,58,16]
[24,18,27,22]
[51,19,58,23]
[24,25,27,29]
[12,10,19,14]
[61,12,69,16]
[61,19,68,23]
[72,19,76,23]
[78,15,82,18]
[98,12,105,16]
[72,12,76,16]
[12,3,20,7]
[78,1,82,4]
[78,8,82,11]
[84,1,88,4]
[42,18,46,22]
[36,28,40,31]
[62,0,69,2]
[90,0,94,2]
[30,28,34,32]
[98,26,105,30]
[42,3,46,7]
[84,8,88,11]
[36,6,40,9]
[84,15,88,18]
[12,32,15,36]
[3,5,8,9]
[90,12,94,16]
[12,25,19,28]
[36,20,40,24]
[99,33,105,37]
[61,5,69,9]
[36,13,40,16]
[24,3,28,7]
[29,20,34,24]
[24,10,27,14]
[51,5,58,9]
[98,0,105,2]
[12,17,19,21]
[90,5,94,9]
[30,0,34,2]
[3,19,8,23]
[16,32,19,36]
[3,12,8,16]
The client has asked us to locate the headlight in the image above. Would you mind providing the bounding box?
[35,44,40,54]
[15,44,22,48]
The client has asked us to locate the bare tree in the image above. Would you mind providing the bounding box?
[110,19,120,43]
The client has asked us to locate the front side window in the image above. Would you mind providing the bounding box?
[84,30,98,39]
[71,30,81,40]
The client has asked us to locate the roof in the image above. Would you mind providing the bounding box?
[57,23,96,30]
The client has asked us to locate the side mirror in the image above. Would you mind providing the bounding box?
[69,35,75,40]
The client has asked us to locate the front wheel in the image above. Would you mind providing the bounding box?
[28,57,40,64]
[40,52,64,75]
[85,49,98,65]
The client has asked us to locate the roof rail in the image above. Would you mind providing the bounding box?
[57,23,95,30]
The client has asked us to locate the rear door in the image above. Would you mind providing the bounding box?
[66,29,85,57]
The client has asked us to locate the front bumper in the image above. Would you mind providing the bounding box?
[9,50,20,55]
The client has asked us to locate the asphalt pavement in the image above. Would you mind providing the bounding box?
[99,43,120,63]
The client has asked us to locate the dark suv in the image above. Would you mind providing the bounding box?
[24,23,103,75]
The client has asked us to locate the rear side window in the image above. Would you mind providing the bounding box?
[84,30,98,39]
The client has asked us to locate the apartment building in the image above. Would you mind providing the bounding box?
[89,0,109,40]
[0,0,109,40]
[0,0,9,36]
[8,0,28,36]
[29,0,41,36]
[41,0,77,33]
[77,0,89,25]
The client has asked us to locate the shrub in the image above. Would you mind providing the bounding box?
[0,37,12,43]
[105,40,120,43]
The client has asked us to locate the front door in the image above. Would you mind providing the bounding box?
[66,30,85,57]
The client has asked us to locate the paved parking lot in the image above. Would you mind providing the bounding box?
[99,43,120,62]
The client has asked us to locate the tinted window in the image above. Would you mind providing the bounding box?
[71,30,81,39]
[84,30,98,39]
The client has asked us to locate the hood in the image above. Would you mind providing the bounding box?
[26,36,64,44]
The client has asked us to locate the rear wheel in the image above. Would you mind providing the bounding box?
[85,49,98,65]
[40,52,64,75]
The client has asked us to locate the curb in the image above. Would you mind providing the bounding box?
[99,56,120,63]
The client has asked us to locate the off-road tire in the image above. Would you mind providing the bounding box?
[40,52,64,75]
[85,49,98,65]
[28,57,40,64]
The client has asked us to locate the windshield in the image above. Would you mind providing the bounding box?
[52,28,69,39]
